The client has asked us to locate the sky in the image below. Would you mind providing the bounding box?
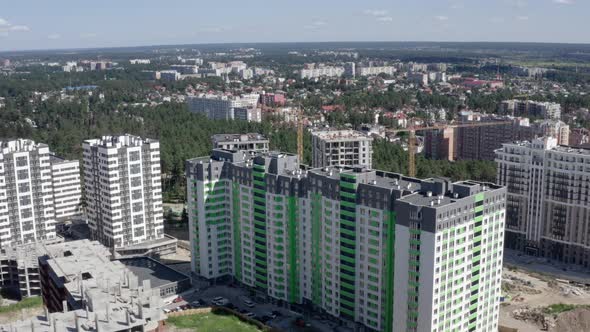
[0,0,587,51]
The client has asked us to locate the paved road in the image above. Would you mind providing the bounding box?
[171,284,345,332]
[504,249,590,284]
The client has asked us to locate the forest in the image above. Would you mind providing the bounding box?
[0,93,496,201]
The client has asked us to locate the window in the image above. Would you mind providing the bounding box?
[130,164,141,175]
[129,151,140,161]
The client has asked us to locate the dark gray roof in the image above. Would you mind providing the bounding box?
[119,257,190,288]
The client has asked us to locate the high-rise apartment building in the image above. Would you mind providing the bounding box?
[356,65,397,77]
[311,130,373,168]
[186,149,506,332]
[83,135,166,253]
[0,140,58,247]
[50,156,81,221]
[425,112,568,161]
[496,137,590,266]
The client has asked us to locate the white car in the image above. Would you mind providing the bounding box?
[243,298,255,308]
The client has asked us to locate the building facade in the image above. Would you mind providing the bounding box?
[50,156,82,221]
[500,100,561,120]
[311,130,373,168]
[0,140,58,248]
[187,149,506,332]
[496,137,590,266]
[83,135,165,251]
[424,128,455,161]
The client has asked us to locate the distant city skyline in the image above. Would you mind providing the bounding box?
[0,0,587,51]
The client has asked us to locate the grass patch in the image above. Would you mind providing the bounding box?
[0,297,43,314]
[167,311,262,332]
[543,303,590,315]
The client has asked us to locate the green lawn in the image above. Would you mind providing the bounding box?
[167,312,262,332]
[0,297,43,314]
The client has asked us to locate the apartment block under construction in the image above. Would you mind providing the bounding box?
[311,129,373,168]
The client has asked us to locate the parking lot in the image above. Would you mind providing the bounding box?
[169,283,349,332]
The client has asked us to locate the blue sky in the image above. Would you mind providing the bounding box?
[0,0,586,51]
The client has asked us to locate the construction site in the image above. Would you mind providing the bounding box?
[499,252,590,332]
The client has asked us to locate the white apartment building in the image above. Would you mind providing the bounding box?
[186,93,260,122]
[311,130,373,168]
[159,70,181,81]
[299,66,345,79]
[83,135,165,251]
[50,156,81,220]
[496,137,590,266]
[0,140,57,247]
[129,59,151,65]
[356,65,397,77]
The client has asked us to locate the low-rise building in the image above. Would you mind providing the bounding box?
[2,239,168,332]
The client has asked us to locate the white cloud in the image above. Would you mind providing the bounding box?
[364,9,388,16]
[9,25,29,32]
[516,15,529,20]
[553,0,574,4]
[304,20,328,30]
[48,33,61,40]
[435,15,449,21]
[0,18,30,34]
[377,16,393,22]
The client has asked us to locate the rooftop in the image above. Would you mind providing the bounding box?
[83,134,158,148]
[0,139,48,154]
[211,133,268,144]
[311,129,372,141]
[398,180,503,208]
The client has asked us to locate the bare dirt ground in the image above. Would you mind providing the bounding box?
[500,266,590,332]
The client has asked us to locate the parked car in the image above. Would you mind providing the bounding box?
[244,312,256,318]
[191,299,206,307]
[212,297,229,306]
[173,296,184,303]
[224,303,237,310]
[272,310,282,317]
[242,298,255,308]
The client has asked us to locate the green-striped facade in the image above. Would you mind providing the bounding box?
[186,149,506,332]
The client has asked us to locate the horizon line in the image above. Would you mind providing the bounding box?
[2,39,590,55]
